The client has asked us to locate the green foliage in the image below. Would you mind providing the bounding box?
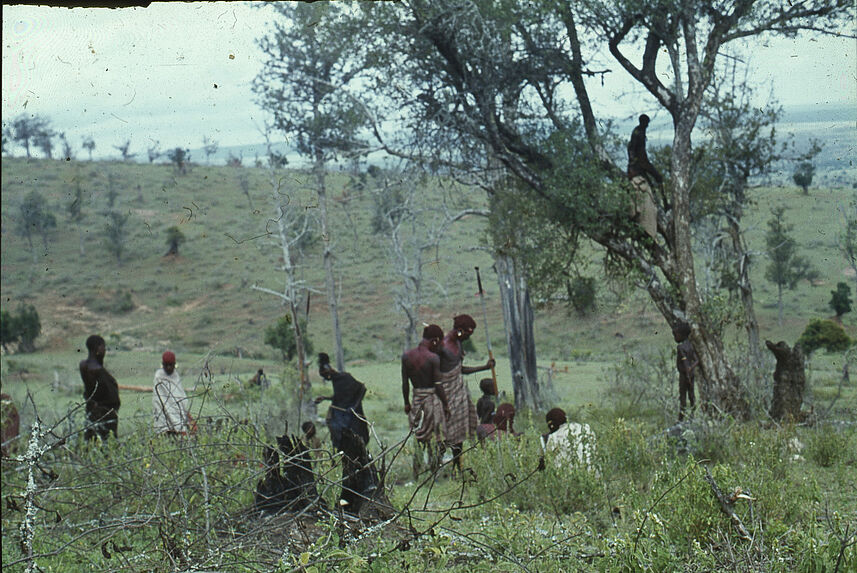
[3,113,54,158]
[765,206,818,323]
[254,2,370,161]
[2,304,41,353]
[165,225,186,255]
[103,210,130,264]
[567,276,597,316]
[16,190,57,253]
[468,427,602,514]
[0,309,16,351]
[793,161,815,194]
[166,147,190,173]
[371,184,405,234]
[806,426,851,467]
[829,281,852,317]
[797,318,851,356]
[264,315,313,362]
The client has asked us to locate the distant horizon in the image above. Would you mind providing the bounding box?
[3,100,853,172]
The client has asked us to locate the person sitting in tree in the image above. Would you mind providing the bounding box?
[627,113,663,240]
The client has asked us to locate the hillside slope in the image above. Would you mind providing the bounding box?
[1,157,852,365]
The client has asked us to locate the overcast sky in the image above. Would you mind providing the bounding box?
[3,1,855,161]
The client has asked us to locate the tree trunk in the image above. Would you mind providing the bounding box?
[315,149,345,372]
[726,218,763,373]
[495,254,540,410]
[766,340,806,422]
[670,117,749,420]
[777,283,784,326]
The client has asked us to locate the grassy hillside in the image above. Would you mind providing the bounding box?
[2,157,854,572]
[1,156,853,363]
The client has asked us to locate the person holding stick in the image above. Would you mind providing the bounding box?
[439,314,495,473]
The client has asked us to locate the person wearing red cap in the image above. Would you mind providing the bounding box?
[153,350,190,436]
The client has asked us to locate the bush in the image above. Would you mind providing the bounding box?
[797,318,851,356]
[806,427,850,467]
[264,315,313,362]
[829,282,852,318]
[567,276,597,315]
[1,304,41,353]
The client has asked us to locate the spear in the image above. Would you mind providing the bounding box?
[475,266,498,397]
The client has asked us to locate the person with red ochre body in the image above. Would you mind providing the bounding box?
[402,324,450,474]
[438,314,495,472]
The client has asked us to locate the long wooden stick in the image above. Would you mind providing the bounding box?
[475,267,498,396]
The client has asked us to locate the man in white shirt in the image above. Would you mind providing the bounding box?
[153,351,190,435]
[541,407,597,471]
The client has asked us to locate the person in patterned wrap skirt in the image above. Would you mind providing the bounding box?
[439,314,495,473]
[402,324,450,475]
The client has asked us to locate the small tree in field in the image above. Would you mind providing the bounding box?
[147,140,162,163]
[765,206,817,325]
[104,211,130,265]
[203,136,219,164]
[59,132,74,160]
[829,282,852,319]
[167,147,190,174]
[3,304,42,353]
[792,161,814,194]
[4,114,54,158]
[114,139,136,162]
[264,315,313,362]
[164,226,186,256]
[17,191,56,263]
[82,136,96,160]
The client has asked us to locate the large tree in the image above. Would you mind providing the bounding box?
[354,0,851,418]
[255,2,371,372]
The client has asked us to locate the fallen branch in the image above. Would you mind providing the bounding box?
[703,465,752,541]
[118,384,152,393]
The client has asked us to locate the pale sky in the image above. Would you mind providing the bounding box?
[2,1,855,161]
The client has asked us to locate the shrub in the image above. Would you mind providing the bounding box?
[1,304,41,353]
[567,276,597,315]
[264,315,313,362]
[806,427,850,467]
[829,282,852,318]
[797,318,851,356]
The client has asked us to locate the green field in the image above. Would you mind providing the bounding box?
[2,157,855,571]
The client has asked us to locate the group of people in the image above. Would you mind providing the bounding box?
[76,309,696,478]
[79,335,193,441]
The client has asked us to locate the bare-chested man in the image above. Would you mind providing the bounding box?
[79,335,120,442]
[402,324,450,475]
[439,314,495,473]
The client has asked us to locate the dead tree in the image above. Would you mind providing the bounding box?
[251,139,319,423]
[766,340,806,422]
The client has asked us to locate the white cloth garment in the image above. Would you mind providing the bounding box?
[542,422,597,470]
[153,368,189,434]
